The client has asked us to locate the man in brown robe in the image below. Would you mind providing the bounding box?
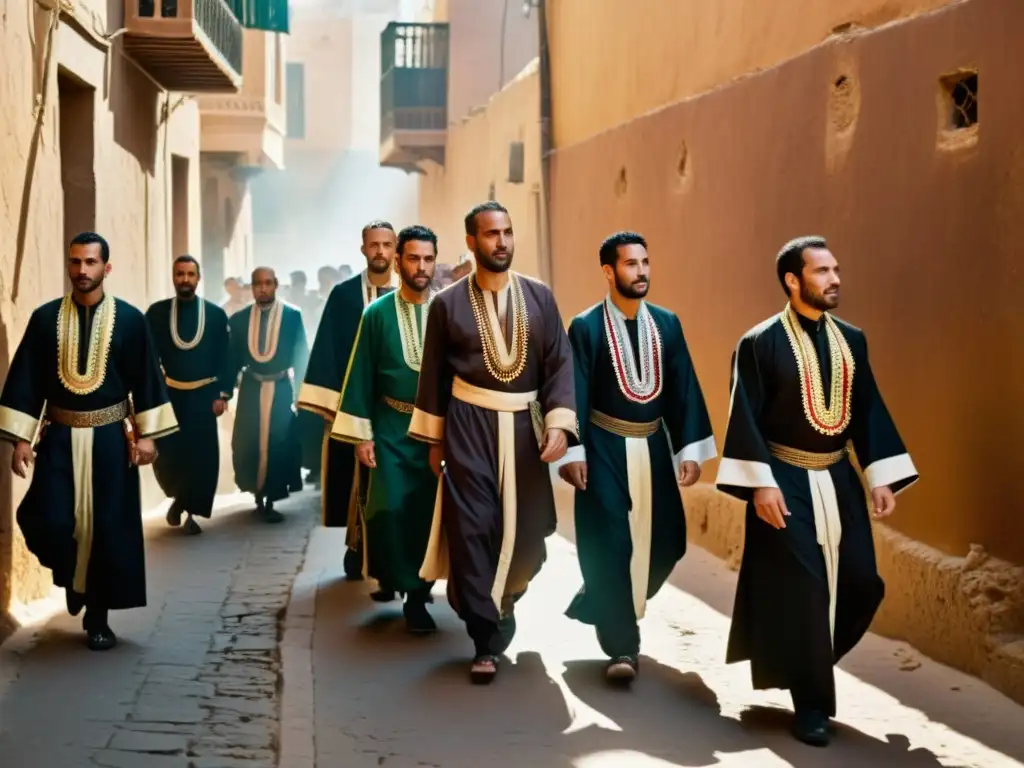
[409,201,578,683]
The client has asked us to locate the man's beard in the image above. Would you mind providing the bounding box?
[175,285,197,299]
[400,268,431,293]
[615,274,649,300]
[368,257,391,275]
[800,281,839,311]
[256,295,276,306]
[475,247,512,273]
[73,274,104,293]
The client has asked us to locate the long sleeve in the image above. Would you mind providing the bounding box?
[849,334,918,495]
[298,282,355,419]
[331,309,375,444]
[214,307,234,401]
[552,314,591,469]
[663,314,717,470]
[715,333,777,501]
[126,311,179,440]
[409,295,452,445]
[537,287,579,442]
[0,310,46,444]
[290,311,310,402]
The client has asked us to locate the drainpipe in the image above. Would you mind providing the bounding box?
[537,0,554,289]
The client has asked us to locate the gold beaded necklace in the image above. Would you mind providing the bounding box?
[395,290,433,372]
[780,304,855,436]
[170,297,205,351]
[247,301,284,364]
[467,273,529,384]
[57,294,117,396]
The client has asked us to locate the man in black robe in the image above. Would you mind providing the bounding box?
[410,201,578,683]
[226,268,309,523]
[0,232,178,650]
[557,232,716,683]
[716,235,918,746]
[146,255,232,535]
[297,222,398,579]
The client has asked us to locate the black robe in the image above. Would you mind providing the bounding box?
[227,301,309,502]
[298,270,395,530]
[0,294,178,610]
[560,299,716,658]
[716,307,918,716]
[145,297,232,518]
[410,273,578,655]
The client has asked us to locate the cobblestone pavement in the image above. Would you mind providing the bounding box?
[0,491,316,768]
[301,485,1024,768]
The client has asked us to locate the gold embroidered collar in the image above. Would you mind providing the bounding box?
[467,272,529,384]
[247,301,284,363]
[395,290,433,372]
[57,293,116,396]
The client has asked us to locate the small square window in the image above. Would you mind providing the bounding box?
[941,71,978,130]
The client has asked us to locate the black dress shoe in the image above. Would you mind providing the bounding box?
[343,548,364,580]
[86,626,118,652]
[792,709,830,747]
[403,601,437,635]
[605,655,638,684]
[261,504,284,523]
[183,515,202,535]
[166,501,183,527]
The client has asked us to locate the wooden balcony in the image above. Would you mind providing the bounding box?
[123,0,243,93]
[379,22,448,172]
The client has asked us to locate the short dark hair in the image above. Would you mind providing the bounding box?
[599,231,647,268]
[776,235,828,295]
[464,201,509,236]
[397,225,438,257]
[69,231,110,263]
[361,220,395,242]
[174,254,200,275]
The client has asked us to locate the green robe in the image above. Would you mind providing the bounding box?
[331,291,436,595]
[558,299,716,658]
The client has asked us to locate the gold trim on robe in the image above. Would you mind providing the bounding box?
[331,411,373,444]
[165,375,218,391]
[409,408,444,444]
[543,406,579,438]
[297,382,340,420]
[0,405,41,443]
[135,402,180,439]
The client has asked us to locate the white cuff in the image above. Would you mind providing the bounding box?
[552,444,586,471]
[864,453,918,495]
[715,457,778,489]
[675,435,718,471]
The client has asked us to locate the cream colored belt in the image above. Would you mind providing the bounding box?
[165,375,217,391]
[769,441,849,644]
[419,376,538,616]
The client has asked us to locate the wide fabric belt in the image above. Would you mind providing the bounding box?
[245,369,289,383]
[165,375,217,391]
[383,395,414,414]
[590,409,663,619]
[768,440,847,644]
[768,441,847,470]
[45,399,131,598]
[590,410,661,439]
[47,400,129,428]
[420,376,539,616]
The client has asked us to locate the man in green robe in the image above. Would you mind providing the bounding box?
[556,231,717,683]
[226,267,310,523]
[331,225,440,633]
[297,221,398,579]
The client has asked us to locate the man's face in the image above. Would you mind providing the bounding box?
[607,243,650,299]
[361,228,397,275]
[173,260,200,299]
[398,240,437,293]
[291,276,307,294]
[467,211,514,273]
[68,243,109,293]
[793,247,841,311]
[251,270,278,305]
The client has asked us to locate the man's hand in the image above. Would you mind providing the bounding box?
[212,399,228,417]
[11,441,33,478]
[871,486,896,519]
[355,440,376,469]
[428,443,444,477]
[753,486,789,529]
[678,460,701,488]
[132,437,158,466]
[558,461,587,491]
[539,428,568,463]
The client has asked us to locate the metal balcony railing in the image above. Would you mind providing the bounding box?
[135,0,243,75]
[380,22,449,143]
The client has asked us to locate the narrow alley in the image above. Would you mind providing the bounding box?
[2,489,1022,768]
